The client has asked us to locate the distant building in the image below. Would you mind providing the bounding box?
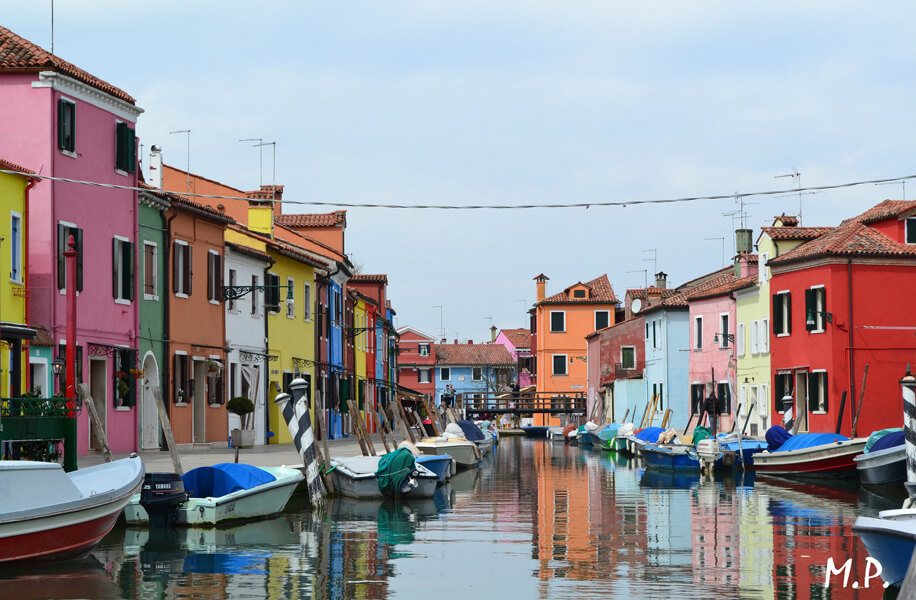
[396,326,437,399]
[492,328,532,387]
[433,341,515,405]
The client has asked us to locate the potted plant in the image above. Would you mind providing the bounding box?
[227,395,255,449]
[206,359,223,374]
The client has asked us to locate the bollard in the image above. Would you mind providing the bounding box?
[275,375,326,507]
[902,364,916,502]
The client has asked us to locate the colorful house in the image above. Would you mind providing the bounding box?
[532,273,618,426]
[396,325,437,398]
[768,200,916,437]
[0,27,144,454]
[433,341,515,404]
[586,316,647,426]
[492,328,532,388]
[350,274,395,433]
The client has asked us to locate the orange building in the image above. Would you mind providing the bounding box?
[533,274,618,426]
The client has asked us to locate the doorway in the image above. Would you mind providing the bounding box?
[192,359,207,443]
[140,353,160,450]
[28,359,47,397]
[89,357,108,450]
[795,372,809,433]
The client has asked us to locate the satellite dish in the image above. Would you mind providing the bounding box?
[631,298,642,313]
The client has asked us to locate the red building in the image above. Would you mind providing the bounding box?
[768,200,916,437]
[586,315,646,424]
[395,326,437,398]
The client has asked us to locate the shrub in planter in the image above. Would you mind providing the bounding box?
[228,396,255,450]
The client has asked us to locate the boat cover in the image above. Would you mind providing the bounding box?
[691,426,711,445]
[775,432,850,453]
[598,424,621,441]
[634,427,665,443]
[376,447,417,496]
[182,463,276,499]
[870,430,905,453]
[865,428,903,453]
[563,423,577,437]
[584,421,599,432]
[456,420,486,442]
[765,425,792,451]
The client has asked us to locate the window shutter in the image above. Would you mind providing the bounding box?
[823,375,828,413]
[737,322,745,357]
[58,224,66,289]
[173,243,180,293]
[207,253,214,301]
[116,122,127,171]
[749,321,758,354]
[127,127,136,174]
[761,319,769,352]
[774,375,785,411]
[805,289,816,331]
[127,241,135,301]
[785,293,791,333]
[185,245,193,296]
[112,238,119,298]
[173,353,180,403]
[58,100,66,150]
[75,228,84,292]
[759,384,768,415]
[772,294,782,334]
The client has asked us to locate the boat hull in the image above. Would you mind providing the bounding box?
[855,445,906,487]
[330,466,438,500]
[753,439,867,477]
[415,455,453,483]
[415,440,480,469]
[520,426,550,438]
[640,444,735,472]
[853,515,916,587]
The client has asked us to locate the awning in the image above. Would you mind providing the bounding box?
[1,322,38,341]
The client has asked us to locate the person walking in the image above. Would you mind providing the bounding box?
[702,389,718,436]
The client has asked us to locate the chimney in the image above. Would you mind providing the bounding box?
[735,254,759,278]
[148,145,163,188]
[490,325,497,342]
[440,338,446,343]
[735,229,753,255]
[453,339,458,344]
[654,271,668,290]
[534,273,549,302]
[468,339,473,344]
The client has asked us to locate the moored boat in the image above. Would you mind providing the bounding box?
[0,455,144,564]
[415,454,453,483]
[328,453,439,499]
[415,437,481,469]
[640,441,737,472]
[855,430,906,487]
[753,431,867,477]
[455,420,493,456]
[520,426,550,437]
[853,508,916,588]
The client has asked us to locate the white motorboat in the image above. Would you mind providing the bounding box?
[415,437,481,469]
[0,455,144,564]
[329,455,439,499]
[124,463,303,527]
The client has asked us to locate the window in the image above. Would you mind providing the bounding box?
[112,236,134,302]
[748,385,757,415]
[760,319,769,353]
[334,291,342,327]
[265,272,281,312]
[286,277,295,318]
[419,343,430,357]
[691,383,705,414]
[418,368,431,384]
[173,354,189,404]
[773,292,791,335]
[651,321,657,349]
[774,373,793,413]
[716,382,731,414]
[206,361,225,406]
[907,218,916,244]
[719,314,730,348]
[750,320,759,355]
[550,311,565,332]
[472,367,483,381]
[573,289,586,298]
[57,223,83,291]
[759,383,769,415]
[646,322,650,339]
[9,213,21,283]
[303,283,311,321]
[58,98,75,153]
[693,316,703,349]
[620,346,636,370]
[143,242,158,299]
[250,275,259,315]
[552,354,568,376]
[805,286,827,332]
[809,371,828,413]
[115,121,136,173]
[57,343,83,387]
[737,322,745,357]
[173,241,191,296]
[440,367,451,381]
[226,269,237,312]
[207,251,222,303]
[114,348,137,408]
[595,311,610,331]
[758,251,768,283]
[739,385,747,416]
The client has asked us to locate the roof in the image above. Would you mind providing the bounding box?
[626,287,679,301]
[275,211,347,228]
[225,241,270,262]
[686,273,758,301]
[774,214,799,226]
[0,158,34,175]
[139,183,235,225]
[842,199,916,225]
[769,220,916,266]
[539,274,618,305]
[498,328,531,349]
[396,325,437,341]
[30,324,54,347]
[434,343,515,366]
[0,26,135,104]
[351,273,388,284]
[760,226,834,241]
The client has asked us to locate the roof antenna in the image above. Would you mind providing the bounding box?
[239,138,263,186]
[642,249,657,280]
[775,170,801,224]
[50,0,54,54]
[875,180,905,202]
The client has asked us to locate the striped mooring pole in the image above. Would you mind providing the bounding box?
[275,375,326,507]
[903,364,916,499]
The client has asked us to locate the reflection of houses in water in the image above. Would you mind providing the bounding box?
[736,489,775,597]
[691,481,741,587]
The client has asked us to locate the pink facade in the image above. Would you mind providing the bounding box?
[0,49,143,455]
[688,293,739,433]
[493,328,532,387]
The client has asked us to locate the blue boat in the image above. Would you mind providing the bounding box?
[719,438,769,466]
[639,444,713,472]
[416,455,452,483]
[520,426,550,438]
[854,509,916,588]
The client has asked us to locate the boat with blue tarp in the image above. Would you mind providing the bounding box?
[854,428,905,487]
[753,427,867,477]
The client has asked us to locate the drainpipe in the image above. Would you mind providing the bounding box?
[264,255,275,445]
[163,208,178,432]
[848,258,856,436]
[24,177,36,393]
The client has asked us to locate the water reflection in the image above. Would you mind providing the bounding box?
[1,438,909,599]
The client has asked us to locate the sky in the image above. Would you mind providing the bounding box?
[5,1,916,342]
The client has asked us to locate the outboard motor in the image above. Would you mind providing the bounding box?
[139,472,187,529]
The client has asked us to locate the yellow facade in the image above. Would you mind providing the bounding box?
[0,168,29,396]
[354,296,368,415]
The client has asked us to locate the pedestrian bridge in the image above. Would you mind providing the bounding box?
[460,391,586,415]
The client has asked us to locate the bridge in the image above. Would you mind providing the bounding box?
[459,391,587,415]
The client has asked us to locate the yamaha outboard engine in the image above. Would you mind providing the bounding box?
[139,472,187,529]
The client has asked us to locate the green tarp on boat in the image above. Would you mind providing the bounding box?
[692,426,711,445]
[376,447,416,496]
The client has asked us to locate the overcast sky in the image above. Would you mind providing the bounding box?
[6,2,915,341]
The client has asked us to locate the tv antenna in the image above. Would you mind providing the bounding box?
[239,138,264,185]
[432,305,444,341]
[254,141,276,201]
[169,130,191,194]
[705,237,725,268]
[775,170,801,224]
[642,249,657,278]
[626,269,647,289]
[875,180,906,201]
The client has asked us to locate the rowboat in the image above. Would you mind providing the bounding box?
[854,508,916,588]
[415,454,453,483]
[415,437,481,469]
[639,441,738,472]
[753,433,867,477]
[855,430,906,487]
[0,455,144,564]
[329,454,439,499]
[123,463,303,526]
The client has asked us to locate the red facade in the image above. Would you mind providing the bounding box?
[589,316,646,387]
[396,327,436,397]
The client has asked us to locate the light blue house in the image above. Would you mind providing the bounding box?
[433,342,515,405]
[637,289,691,431]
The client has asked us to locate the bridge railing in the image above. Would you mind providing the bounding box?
[0,397,80,471]
[460,391,587,414]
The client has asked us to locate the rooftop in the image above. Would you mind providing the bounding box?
[498,328,531,349]
[434,343,515,366]
[539,274,618,305]
[770,219,916,265]
[276,211,347,228]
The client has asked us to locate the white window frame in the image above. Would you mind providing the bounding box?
[472,367,483,381]
[419,343,430,357]
[694,316,703,350]
[174,240,189,298]
[620,346,636,370]
[594,310,610,332]
[750,320,759,355]
[811,369,828,414]
[303,282,311,321]
[10,211,22,284]
[748,385,758,416]
[550,311,566,333]
[809,284,826,334]
[207,250,221,305]
[552,354,568,376]
[113,234,131,305]
[719,313,730,349]
[440,367,451,381]
[760,318,769,353]
[775,291,791,337]
[58,98,77,158]
[758,383,768,416]
[737,322,745,357]
[758,251,769,283]
[418,368,431,384]
[143,241,158,301]
[286,276,295,319]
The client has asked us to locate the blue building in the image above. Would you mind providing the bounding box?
[433,342,515,405]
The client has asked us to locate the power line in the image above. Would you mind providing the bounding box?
[1,169,914,211]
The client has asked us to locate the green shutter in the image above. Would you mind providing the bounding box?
[58,224,66,289]
[112,238,119,298]
[75,228,84,292]
[116,122,126,170]
[774,375,784,410]
[773,294,782,334]
[58,100,66,150]
[127,127,136,174]
[186,245,193,296]
[823,375,828,413]
[127,241,135,301]
[805,289,816,331]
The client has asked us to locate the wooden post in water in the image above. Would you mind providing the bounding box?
[347,400,370,456]
[78,384,112,463]
[350,399,376,455]
[373,404,392,453]
[313,404,334,494]
[395,397,416,442]
[150,386,183,474]
[421,396,441,436]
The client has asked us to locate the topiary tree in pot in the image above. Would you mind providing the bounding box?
[227,396,255,452]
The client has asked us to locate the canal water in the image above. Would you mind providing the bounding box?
[0,437,905,599]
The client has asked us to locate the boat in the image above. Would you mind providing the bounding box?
[415,454,453,483]
[415,436,481,469]
[328,451,439,499]
[854,508,916,588]
[520,426,550,437]
[855,430,906,487]
[753,430,867,477]
[640,440,738,472]
[454,420,493,457]
[123,463,303,526]
[594,424,621,451]
[0,455,144,564]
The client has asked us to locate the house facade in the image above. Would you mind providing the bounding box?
[493,328,532,388]
[585,316,646,426]
[434,342,515,404]
[0,27,144,454]
[396,325,437,398]
[640,294,691,431]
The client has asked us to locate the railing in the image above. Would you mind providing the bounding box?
[0,397,80,472]
[460,391,587,414]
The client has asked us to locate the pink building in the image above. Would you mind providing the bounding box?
[492,328,532,387]
[0,27,143,454]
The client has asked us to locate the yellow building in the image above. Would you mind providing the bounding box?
[0,159,35,397]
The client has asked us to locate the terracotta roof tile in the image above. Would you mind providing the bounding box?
[539,274,618,305]
[842,199,916,225]
[686,273,758,302]
[499,328,530,349]
[0,26,135,103]
[625,287,679,301]
[351,273,388,284]
[139,182,235,224]
[761,226,834,241]
[773,214,800,226]
[434,343,515,366]
[770,220,916,265]
[245,185,284,201]
[276,211,347,228]
[0,158,34,175]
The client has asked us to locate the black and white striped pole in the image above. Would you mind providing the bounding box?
[275,375,326,507]
[902,364,916,501]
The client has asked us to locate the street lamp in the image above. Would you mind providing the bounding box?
[222,280,293,301]
[805,308,833,327]
[52,357,64,394]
